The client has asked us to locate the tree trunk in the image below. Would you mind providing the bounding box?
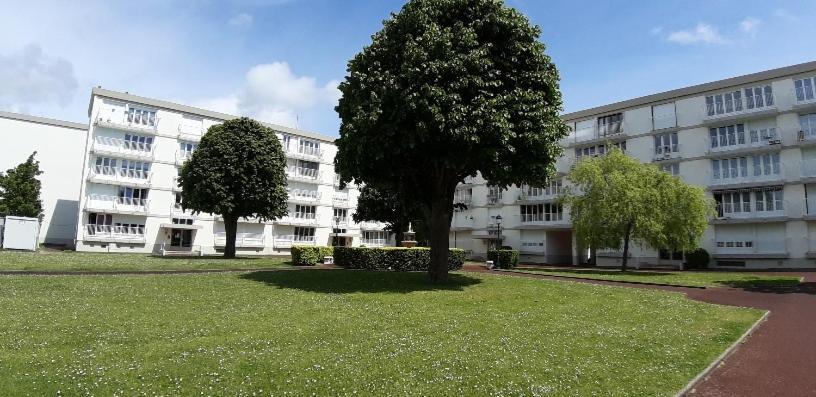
[428,196,453,283]
[621,223,632,272]
[394,229,405,247]
[224,214,238,259]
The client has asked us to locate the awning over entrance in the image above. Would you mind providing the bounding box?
[159,223,204,230]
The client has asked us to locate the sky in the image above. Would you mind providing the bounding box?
[1,0,815,137]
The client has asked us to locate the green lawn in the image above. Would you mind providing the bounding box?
[0,250,290,272]
[514,267,802,288]
[0,270,762,396]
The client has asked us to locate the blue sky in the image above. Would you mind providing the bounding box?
[1,0,815,137]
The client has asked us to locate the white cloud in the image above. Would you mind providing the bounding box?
[193,62,340,129]
[650,26,663,35]
[774,8,799,22]
[666,23,729,45]
[228,13,254,28]
[740,17,761,36]
[0,44,77,112]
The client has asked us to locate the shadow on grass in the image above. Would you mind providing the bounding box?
[240,269,482,294]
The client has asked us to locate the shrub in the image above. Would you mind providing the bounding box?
[291,246,334,266]
[333,247,465,271]
[684,248,710,269]
[487,249,519,269]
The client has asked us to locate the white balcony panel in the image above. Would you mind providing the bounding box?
[359,221,387,230]
[276,213,319,226]
[286,166,323,183]
[84,225,146,243]
[214,232,265,248]
[361,238,387,247]
[288,189,322,203]
[94,109,159,134]
[85,195,150,214]
[88,165,152,187]
[92,136,155,159]
[274,235,316,248]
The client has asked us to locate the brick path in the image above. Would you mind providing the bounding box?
[463,265,816,397]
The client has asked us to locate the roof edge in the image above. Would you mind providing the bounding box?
[90,87,337,143]
[561,60,816,121]
[0,110,87,131]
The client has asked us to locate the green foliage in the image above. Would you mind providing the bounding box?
[562,149,715,270]
[685,248,711,269]
[487,249,519,269]
[291,246,334,266]
[0,152,43,218]
[333,247,465,271]
[335,0,569,280]
[352,185,416,244]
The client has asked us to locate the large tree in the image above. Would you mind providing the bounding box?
[352,184,419,246]
[178,118,289,258]
[0,152,43,219]
[335,0,569,282]
[561,149,714,271]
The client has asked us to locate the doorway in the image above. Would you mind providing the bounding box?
[171,229,193,248]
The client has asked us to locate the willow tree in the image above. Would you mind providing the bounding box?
[561,149,714,271]
[178,118,289,258]
[335,0,569,282]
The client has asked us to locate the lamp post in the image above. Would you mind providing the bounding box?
[495,214,503,269]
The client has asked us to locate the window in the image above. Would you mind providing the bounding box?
[114,222,145,234]
[745,85,774,109]
[454,188,472,204]
[661,163,680,176]
[172,218,193,225]
[294,227,315,238]
[712,157,749,180]
[124,134,153,151]
[755,188,784,212]
[94,157,118,174]
[575,142,626,159]
[708,124,745,149]
[652,103,676,130]
[120,160,150,178]
[487,186,503,204]
[752,153,780,176]
[179,141,197,155]
[298,139,320,156]
[87,213,112,226]
[795,77,816,102]
[748,127,777,144]
[714,191,751,216]
[294,205,316,218]
[654,132,679,154]
[118,187,148,203]
[658,249,683,261]
[126,106,156,126]
[333,208,348,222]
[520,203,562,222]
[800,113,816,138]
[706,90,742,116]
[281,134,291,151]
[545,179,562,196]
[597,113,623,136]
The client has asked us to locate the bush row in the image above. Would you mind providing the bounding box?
[487,249,519,269]
[333,246,465,271]
[291,246,334,266]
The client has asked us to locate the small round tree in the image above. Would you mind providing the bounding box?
[178,117,288,258]
[335,0,569,282]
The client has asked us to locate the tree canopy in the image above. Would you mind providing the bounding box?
[561,149,714,271]
[335,0,569,281]
[178,117,289,258]
[0,152,43,219]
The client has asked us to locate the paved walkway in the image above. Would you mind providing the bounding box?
[462,265,816,397]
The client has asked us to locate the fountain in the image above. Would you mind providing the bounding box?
[401,222,418,248]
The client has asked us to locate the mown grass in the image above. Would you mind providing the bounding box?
[0,270,762,396]
[0,250,289,272]
[514,267,802,288]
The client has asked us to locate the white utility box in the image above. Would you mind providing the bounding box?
[2,216,40,251]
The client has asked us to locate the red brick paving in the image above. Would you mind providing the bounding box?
[462,264,816,397]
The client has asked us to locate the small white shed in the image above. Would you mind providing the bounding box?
[2,216,40,251]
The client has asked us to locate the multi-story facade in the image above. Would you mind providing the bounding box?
[75,88,391,255]
[451,61,816,269]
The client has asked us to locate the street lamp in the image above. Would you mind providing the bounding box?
[495,214,503,269]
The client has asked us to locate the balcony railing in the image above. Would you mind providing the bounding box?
[518,186,562,202]
[84,224,146,243]
[277,213,318,226]
[704,91,776,121]
[332,194,351,207]
[88,165,152,186]
[361,238,387,247]
[359,221,387,230]
[287,166,322,182]
[94,108,158,133]
[561,122,625,146]
[214,232,265,248]
[715,204,786,220]
[517,212,570,226]
[92,136,155,159]
[289,189,322,203]
[712,239,787,256]
[85,195,150,214]
[486,194,502,205]
[709,168,785,187]
[274,235,316,248]
[333,216,349,228]
[285,145,324,160]
[178,123,204,141]
[454,195,473,206]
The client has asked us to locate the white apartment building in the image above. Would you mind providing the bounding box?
[0,112,87,245]
[74,88,391,255]
[451,61,816,269]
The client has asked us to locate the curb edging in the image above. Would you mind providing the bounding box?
[675,310,770,397]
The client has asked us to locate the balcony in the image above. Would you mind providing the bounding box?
[91,136,155,160]
[85,195,150,215]
[359,221,387,230]
[560,122,625,146]
[361,238,388,247]
[332,194,351,207]
[214,232,265,248]
[175,150,194,166]
[94,108,158,134]
[653,145,683,161]
[711,239,788,258]
[486,194,502,206]
[713,204,787,223]
[289,189,322,204]
[333,216,350,228]
[454,194,473,207]
[451,215,474,230]
[214,215,263,223]
[286,145,324,161]
[276,213,319,226]
[517,186,561,203]
[178,123,204,142]
[709,169,785,188]
[287,166,322,183]
[516,213,571,229]
[84,225,146,243]
[88,165,152,187]
[703,91,776,124]
[274,235,316,248]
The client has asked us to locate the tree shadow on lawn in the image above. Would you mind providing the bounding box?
[240,269,482,294]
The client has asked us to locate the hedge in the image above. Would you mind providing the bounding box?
[684,248,710,269]
[291,246,334,266]
[487,249,519,269]
[333,247,465,271]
